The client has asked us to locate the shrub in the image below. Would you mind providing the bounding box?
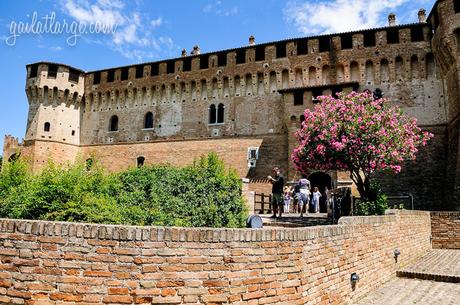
[355,182,389,215]
[0,153,248,228]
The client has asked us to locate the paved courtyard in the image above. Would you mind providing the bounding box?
[353,250,460,305]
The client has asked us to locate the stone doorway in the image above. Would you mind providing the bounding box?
[308,171,332,213]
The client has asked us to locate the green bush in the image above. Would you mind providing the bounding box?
[0,153,248,228]
[355,182,389,216]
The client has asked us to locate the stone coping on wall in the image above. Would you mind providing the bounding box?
[0,210,428,243]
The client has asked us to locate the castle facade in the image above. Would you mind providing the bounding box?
[4,0,460,210]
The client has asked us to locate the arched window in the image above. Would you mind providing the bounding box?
[144,112,153,129]
[137,156,145,167]
[109,115,118,131]
[217,103,224,123]
[209,104,217,124]
[8,153,20,162]
[44,122,50,132]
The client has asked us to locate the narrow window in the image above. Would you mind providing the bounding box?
[200,55,209,69]
[144,112,154,129]
[255,45,265,61]
[387,29,399,44]
[68,68,79,83]
[71,130,75,136]
[93,72,101,85]
[363,31,376,47]
[299,115,305,128]
[276,42,286,58]
[297,39,308,55]
[236,49,246,64]
[217,53,227,67]
[120,68,129,81]
[44,122,50,132]
[150,63,159,76]
[294,91,303,106]
[411,27,424,42]
[107,70,115,82]
[167,61,175,74]
[137,156,145,167]
[217,103,224,123]
[30,64,38,78]
[433,11,439,30]
[135,65,143,78]
[209,104,217,124]
[47,65,58,78]
[318,37,331,52]
[109,115,118,132]
[341,35,352,49]
[183,57,192,71]
[455,0,460,14]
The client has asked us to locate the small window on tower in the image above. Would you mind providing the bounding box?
[255,45,265,61]
[135,65,144,78]
[167,61,175,74]
[30,64,38,78]
[217,53,227,67]
[200,55,209,69]
[47,65,58,79]
[44,122,51,132]
[236,49,246,64]
[121,68,129,81]
[107,70,115,82]
[93,72,101,85]
[294,91,304,105]
[276,42,286,58]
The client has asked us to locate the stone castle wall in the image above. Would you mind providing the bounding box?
[0,210,431,305]
[4,1,460,210]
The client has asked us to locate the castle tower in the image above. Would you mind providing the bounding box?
[19,62,85,170]
[24,62,85,145]
[428,0,460,209]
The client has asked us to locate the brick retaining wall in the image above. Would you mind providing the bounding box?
[0,210,431,305]
[431,212,460,249]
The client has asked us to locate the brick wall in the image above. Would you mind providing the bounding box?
[430,211,460,249]
[0,210,431,305]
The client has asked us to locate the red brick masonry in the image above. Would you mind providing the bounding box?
[430,211,460,250]
[0,210,431,305]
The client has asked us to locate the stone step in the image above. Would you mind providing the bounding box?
[397,249,460,283]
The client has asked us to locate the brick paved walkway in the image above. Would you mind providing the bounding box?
[397,249,460,282]
[352,278,460,305]
[353,249,460,304]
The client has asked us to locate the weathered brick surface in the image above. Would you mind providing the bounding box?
[0,210,431,304]
[430,211,460,249]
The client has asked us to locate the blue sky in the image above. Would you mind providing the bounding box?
[0,0,436,153]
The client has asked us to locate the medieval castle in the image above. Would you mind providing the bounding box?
[3,0,460,210]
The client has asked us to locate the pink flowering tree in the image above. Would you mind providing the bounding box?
[291,91,433,201]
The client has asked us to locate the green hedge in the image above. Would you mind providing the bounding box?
[0,153,248,228]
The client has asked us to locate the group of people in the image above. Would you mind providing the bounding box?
[268,167,322,218]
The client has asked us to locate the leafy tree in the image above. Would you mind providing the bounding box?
[0,156,2,171]
[292,91,433,201]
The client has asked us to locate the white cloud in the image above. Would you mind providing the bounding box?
[203,1,238,17]
[49,46,64,51]
[283,0,426,35]
[151,17,162,28]
[59,0,177,61]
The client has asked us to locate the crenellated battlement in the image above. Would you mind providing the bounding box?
[11,2,459,210]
